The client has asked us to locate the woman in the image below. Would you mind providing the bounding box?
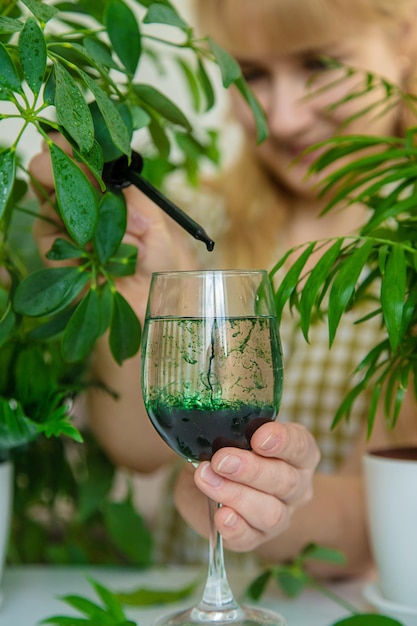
[165,0,417,577]
[30,0,417,577]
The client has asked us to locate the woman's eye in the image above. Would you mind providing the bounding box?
[240,66,268,83]
[303,56,332,72]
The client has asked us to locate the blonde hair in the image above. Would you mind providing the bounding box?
[198,145,289,270]
[191,0,417,270]
[194,0,415,56]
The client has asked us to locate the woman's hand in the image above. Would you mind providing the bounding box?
[29,135,197,320]
[174,421,320,552]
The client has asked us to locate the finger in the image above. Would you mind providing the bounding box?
[174,464,289,553]
[214,502,289,552]
[207,447,304,502]
[123,185,194,270]
[124,186,156,238]
[195,462,289,534]
[174,465,210,537]
[250,421,321,470]
[29,150,55,197]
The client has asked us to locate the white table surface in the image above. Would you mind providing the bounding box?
[0,564,372,626]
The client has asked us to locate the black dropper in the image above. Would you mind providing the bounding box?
[102,152,215,251]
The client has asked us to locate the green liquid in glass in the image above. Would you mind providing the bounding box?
[142,317,283,463]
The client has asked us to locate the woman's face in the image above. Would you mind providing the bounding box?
[230,24,406,197]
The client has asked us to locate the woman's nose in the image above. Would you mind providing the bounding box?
[265,72,316,140]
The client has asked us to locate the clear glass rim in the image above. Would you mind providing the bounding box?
[151,269,269,278]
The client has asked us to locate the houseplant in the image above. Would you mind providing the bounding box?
[268,71,417,613]
[2,0,415,618]
[0,0,267,579]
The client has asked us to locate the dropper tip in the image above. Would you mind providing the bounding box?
[194,228,215,251]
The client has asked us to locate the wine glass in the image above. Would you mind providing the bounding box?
[141,270,285,626]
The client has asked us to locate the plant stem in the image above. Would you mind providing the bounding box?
[308,577,359,615]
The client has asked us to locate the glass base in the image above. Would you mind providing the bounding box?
[154,604,287,626]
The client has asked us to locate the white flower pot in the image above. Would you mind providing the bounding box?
[363,447,417,607]
[0,459,13,607]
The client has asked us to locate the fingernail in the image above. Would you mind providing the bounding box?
[224,512,238,528]
[216,454,241,475]
[259,434,278,451]
[200,463,223,487]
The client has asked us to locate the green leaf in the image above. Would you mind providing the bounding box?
[18,17,46,95]
[0,148,16,221]
[42,579,136,625]
[0,306,17,348]
[197,59,215,112]
[328,240,374,345]
[90,101,134,163]
[97,282,114,337]
[61,289,101,363]
[0,16,24,35]
[308,136,394,175]
[143,4,188,30]
[109,292,141,364]
[317,147,415,197]
[14,345,53,406]
[71,139,105,191]
[76,448,114,522]
[0,398,39,452]
[78,70,132,159]
[299,240,344,340]
[176,57,201,112]
[174,131,208,161]
[46,238,84,261]
[130,105,151,131]
[0,42,23,93]
[89,579,126,621]
[54,62,95,154]
[380,243,406,351]
[104,242,137,277]
[43,68,56,105]
[273,567,308,598]
[207,36,241,88]
[21,0,58,22]
[133,83,192,130]
[37,406,83,443]
[13,267,89,317]
[234,76,268,144]
[83,37,121,71]
[54,0,103,21]
[93,192,127,264]
[245,570,272,602]
[103,496,153,566]
[300,543,346,565]
[400,281,417,336]
[116,577,200,606]
[50,142,98,247]
[27,307,75,341]
[274,243,316,321]
[332,381,367,429]
[367,383,382,439]
[41,616,93,624]
[148,116,170,159]
[57,594,116,623]
[332,615,402,625]
[135,0,172,6]
[363,194,417,234]
[104,0,141,75]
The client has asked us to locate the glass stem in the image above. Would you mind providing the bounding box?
[195,498,243,617]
